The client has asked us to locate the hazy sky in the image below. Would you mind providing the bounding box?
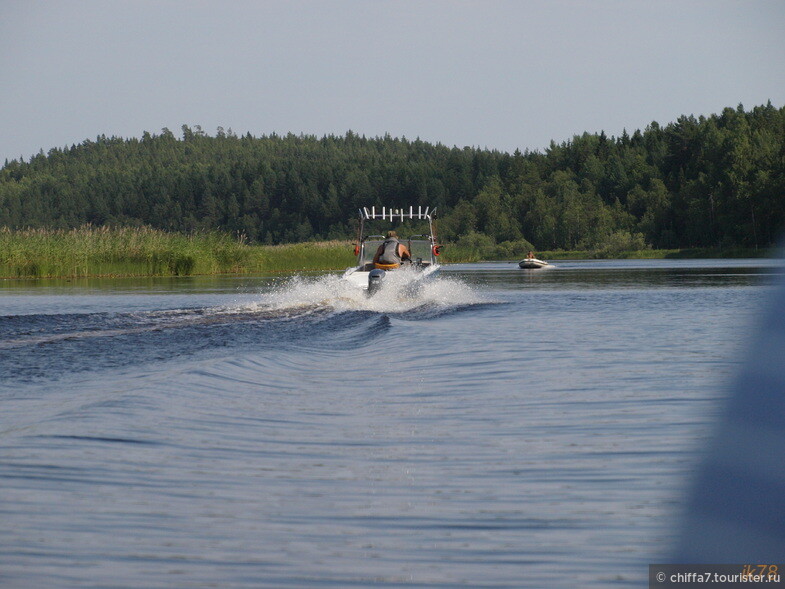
[2,0,784,163]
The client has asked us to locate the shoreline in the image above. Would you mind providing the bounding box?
[1,227,772,280]
[2,247,772,281]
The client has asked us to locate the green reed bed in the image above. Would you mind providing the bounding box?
[252,241,356,273]
[0,226,251,277]
[7,226,762,279]
[0,227,360,278]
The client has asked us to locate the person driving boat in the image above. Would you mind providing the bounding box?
[373,231,411,269]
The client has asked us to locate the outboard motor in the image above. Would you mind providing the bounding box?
[367,268,385,296]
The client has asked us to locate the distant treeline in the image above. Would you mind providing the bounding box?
[2,102,784,251]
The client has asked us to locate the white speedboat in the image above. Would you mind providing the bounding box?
[342,206,442,295]
[519,257,549,269]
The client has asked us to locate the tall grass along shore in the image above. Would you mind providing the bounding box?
[1,226,767,279]
[0,226,356,278]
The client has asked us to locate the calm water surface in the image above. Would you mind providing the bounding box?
[0,259,780,588]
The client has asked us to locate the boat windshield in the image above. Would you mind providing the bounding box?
[360,236,434,267]
[407,238,434,265]
[361,239,384,266]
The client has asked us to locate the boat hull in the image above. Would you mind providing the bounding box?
[519,258,549,269]
[342,264,440,293]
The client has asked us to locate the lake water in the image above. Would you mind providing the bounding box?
[0,259,781,588]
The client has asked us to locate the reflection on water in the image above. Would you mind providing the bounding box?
[0,259,780,588]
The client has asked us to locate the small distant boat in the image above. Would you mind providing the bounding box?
[519,257,549,269]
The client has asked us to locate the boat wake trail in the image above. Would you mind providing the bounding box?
[0,303,388,384]
[247,273,485,317]
[0,274,485,384]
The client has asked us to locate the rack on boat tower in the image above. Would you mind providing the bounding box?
[360,206,434,222]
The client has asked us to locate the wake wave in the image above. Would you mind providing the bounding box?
[1,273,486,383]
[239,272,485,316]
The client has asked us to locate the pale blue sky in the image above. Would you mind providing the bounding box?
[2,0,784,163]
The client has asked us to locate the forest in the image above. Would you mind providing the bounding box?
[1,102,784,253]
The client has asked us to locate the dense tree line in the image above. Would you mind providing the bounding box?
[2,102,784,250]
